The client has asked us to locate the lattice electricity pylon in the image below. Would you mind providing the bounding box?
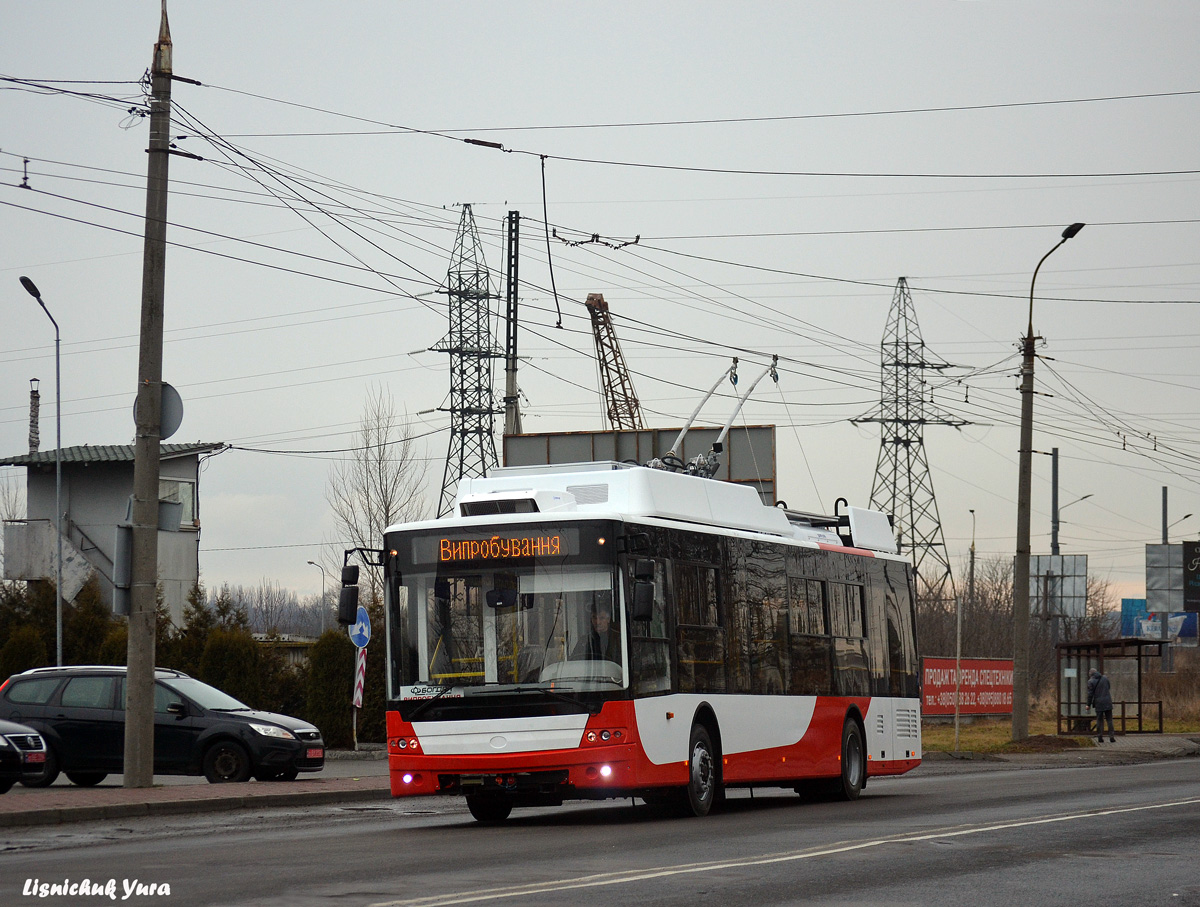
[434,204,503,517]
[585,293,646,431]
[852,277,968,604]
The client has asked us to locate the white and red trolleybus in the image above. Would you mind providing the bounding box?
[354,461,921,822]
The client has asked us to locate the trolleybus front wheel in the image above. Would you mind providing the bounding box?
[685,724,719,817]
[466,793,513,823]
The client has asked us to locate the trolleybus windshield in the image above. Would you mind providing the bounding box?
[388,523,626,698]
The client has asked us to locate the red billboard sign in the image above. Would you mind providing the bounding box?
[922,657,1014,716]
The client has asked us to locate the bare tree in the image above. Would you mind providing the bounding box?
[326,385,430,602]
[920,554,1122,699]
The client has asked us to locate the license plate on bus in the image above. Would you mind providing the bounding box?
[25,752,46,764]
[307,748,324,760]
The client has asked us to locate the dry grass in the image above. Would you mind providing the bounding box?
[921,717,1088,754]
[923,653,1200,753]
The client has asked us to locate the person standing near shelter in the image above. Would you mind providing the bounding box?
[1087,667,1116,743]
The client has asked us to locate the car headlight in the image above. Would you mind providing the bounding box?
[249,724,296,740]
[0,735,10,748]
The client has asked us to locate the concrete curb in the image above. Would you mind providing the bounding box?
[0,785,392,828]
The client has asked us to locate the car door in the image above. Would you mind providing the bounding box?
[152,681,199,771]
[54,676,123,772]
[115,678,200,773]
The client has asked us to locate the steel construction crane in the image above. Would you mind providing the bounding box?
[585,293,646,431]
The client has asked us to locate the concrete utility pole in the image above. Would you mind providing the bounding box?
[125,2,173,788]
[503,211,522,437]
[1013,223,1084,742]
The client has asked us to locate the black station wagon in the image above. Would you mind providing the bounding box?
[0,666,324,785]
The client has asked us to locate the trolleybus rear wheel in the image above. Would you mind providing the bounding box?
[834,718,865,801]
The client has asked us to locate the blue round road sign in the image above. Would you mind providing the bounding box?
[349,605,371,648]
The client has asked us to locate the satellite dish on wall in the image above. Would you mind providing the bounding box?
[133,382,184,440]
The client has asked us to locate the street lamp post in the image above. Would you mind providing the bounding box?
[1013,223,1084,742]
[19,276,63,667]
[307,560,329,635]
[1052,492,1093,556]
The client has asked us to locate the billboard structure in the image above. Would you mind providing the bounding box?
[1121,597,1198,647]
[1029,554,1088,619]
[504,426,777,504]
[1145,543,1200,614]
[921,657,1013,717]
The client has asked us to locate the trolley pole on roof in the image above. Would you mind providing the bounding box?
[125,2,174,788]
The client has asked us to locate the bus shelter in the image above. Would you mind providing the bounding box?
[1056,638,1164,736]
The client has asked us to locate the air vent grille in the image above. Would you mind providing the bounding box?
[896,708,920,739]
[460,498,538,516]
[565,484,609,505]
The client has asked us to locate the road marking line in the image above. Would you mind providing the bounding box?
[368,797,1200,907]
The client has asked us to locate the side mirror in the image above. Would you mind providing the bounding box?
[634,558,655,582]
[337,585,359,626]
[632,581,654,621]
[341,564,359,586]
[166,701,187,718]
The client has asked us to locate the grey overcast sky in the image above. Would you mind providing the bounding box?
[2,1,1198,604]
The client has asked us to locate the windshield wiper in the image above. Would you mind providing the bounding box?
[407,685,456,721]
[509,685,599,715]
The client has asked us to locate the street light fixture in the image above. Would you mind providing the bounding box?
[19,276,63,667]
[307,560,329,635]
[1052,493,1093,556]
[1013,223,1085,742]
[1166,514,1193,541]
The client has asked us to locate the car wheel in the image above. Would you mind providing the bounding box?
[0,779,13,794]
[19,743,60,788]
[684,724,719,817]
[65,771,107,787]
[833,718,865,801]
[466,794,513,823]
[203,741,252,783]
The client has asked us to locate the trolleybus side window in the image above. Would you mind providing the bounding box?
[787,576,833,695]
[629,558,671,695]
[734,540,788,695]
[675,562,724,694]
[829,583,870,696]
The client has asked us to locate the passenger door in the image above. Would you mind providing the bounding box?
[116,679,200,772]
[54,676,122,771]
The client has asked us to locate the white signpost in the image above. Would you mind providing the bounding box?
[349,605,370,747]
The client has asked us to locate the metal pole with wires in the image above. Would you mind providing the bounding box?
[19,276,62,666]
[1013,223,1084,742]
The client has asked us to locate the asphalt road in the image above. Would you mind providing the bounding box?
[3,758,1197,907]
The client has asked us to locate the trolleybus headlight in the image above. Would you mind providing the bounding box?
[398,739,407,749]
[600,765,612,778]
[586,731,597,742]
[600,730,611,741]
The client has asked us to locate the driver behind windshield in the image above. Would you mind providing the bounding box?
[572,596,621,662]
